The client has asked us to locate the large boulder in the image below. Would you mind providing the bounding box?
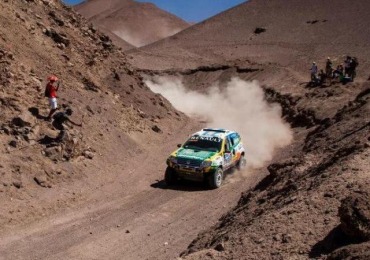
[327,242,370,260]
[338,193,370,241]
[11,110,36,128]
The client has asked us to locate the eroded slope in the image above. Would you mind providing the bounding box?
[0,0,183,230]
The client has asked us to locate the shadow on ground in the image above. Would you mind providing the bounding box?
[151,179,211,192]
[29,107,47,120]
[309,225,358,258]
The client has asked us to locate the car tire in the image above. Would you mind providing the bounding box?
[208,167,223,189]
[237,154,246,170]
[165,167,178,186]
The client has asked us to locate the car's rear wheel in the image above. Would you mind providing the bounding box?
[164,167,178,185]
[208,167,223,189]
[237,154,246,170]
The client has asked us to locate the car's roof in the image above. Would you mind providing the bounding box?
[192,128,237,139]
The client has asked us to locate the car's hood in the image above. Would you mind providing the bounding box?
[176,148,217,161]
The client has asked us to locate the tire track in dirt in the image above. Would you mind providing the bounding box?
[0,116,265,260]
[0,167,262,260]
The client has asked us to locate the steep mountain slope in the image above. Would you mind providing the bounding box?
[0,0,183,231]
[129,0,370,78]
[1,0,369,259]
[75,0,190,48]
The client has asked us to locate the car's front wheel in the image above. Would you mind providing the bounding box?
[164,167,178,186]
[208,167,223,189]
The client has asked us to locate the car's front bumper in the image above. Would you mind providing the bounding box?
[168,163,216,182]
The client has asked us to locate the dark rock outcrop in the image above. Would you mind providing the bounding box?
[339,193,370,242]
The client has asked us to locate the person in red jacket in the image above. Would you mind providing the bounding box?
[45,75,60,121]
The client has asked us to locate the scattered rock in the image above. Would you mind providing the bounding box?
[82,77,100,92]
[273,234,281,242]
[1,125,11,135]
[113,70,120,81]
[9,140,17,148]
[102,41,113,50]
[254,27,266,34]
[12,181,22,189]
[48,11,64,26]
[125,230,130,234]
[34,175,51,188]
[307,20,319,24]
[11,110,35,127]
[215,242,225,251]
[43,146,62,158]
[44,28,70,46]
[56,169,64,175]
[282,234,293,243]
[152,125,162,133]
[83,150,94,159]
[86,105,94,114]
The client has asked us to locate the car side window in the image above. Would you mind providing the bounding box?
[231,134,240,146]
[229,135,234,146]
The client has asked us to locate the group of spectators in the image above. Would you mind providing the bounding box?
[310,56,359,86]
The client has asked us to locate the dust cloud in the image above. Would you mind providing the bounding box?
[146,77,293,168]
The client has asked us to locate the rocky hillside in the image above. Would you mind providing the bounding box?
[129,0,370,77]
[0,0,183,230]
[1,1,369,259]
[180,80,370,259]
[141,53,370,260]
[125,0,370,258]
[74,0,190,49]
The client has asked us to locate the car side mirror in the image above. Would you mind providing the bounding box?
[177,144,182,148]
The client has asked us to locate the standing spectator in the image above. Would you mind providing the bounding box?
[349,57,359,81]
[318,69,326,86]
[310,62,318,83]
[344,56,351,76]
[45,75,60,121]
[325,57,333,78]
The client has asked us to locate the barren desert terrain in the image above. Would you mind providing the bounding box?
[1,0,370,260]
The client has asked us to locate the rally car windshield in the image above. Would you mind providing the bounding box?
[183,136,222,152]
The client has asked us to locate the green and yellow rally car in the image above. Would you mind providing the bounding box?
[165,128,246,188]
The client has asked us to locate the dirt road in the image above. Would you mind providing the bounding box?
[0,119,263,260]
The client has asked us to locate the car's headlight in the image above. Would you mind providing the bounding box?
[201,160,212,168]
[169,156,177,164]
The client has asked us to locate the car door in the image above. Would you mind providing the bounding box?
[223,136,233,169]
[229,133,242,165]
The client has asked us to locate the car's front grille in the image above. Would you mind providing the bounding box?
[177,158,202,167]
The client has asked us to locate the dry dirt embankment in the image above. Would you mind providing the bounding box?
[1,0,370,259]
[140,59,370,259]
[178,79,370,259]
[0,1,270,260]
[0,0,182,232]
[128,2,370,257]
